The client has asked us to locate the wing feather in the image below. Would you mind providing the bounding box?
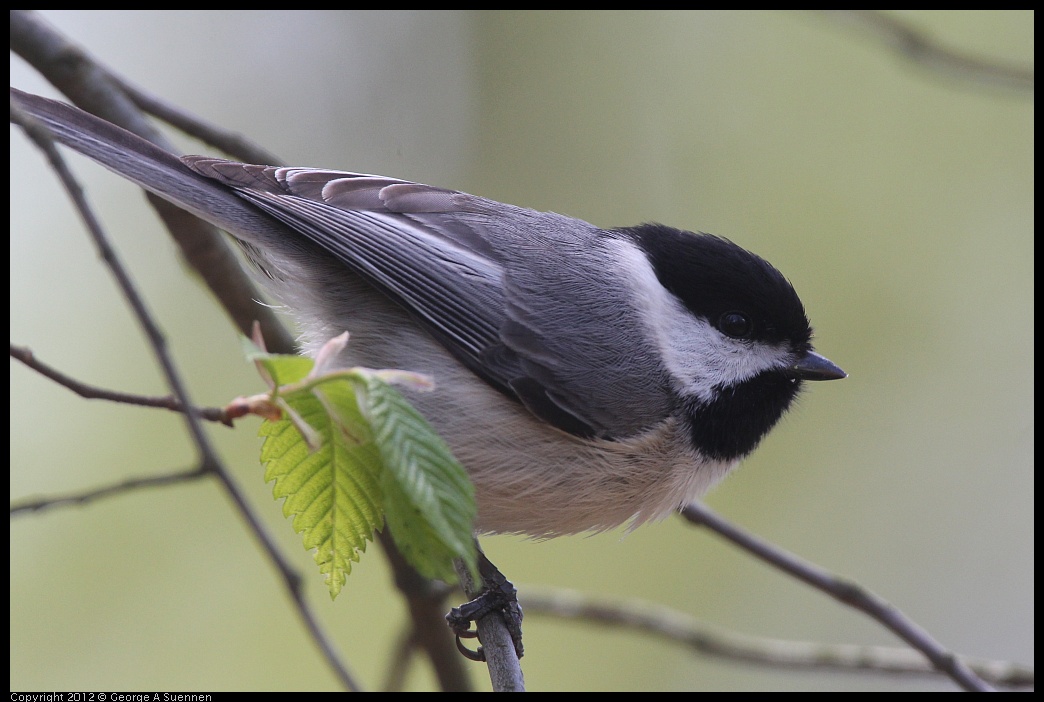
[184,157,669,439]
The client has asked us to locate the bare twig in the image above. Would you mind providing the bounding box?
[10,343,234,425]
[10,96,210,465]
[13,9,1025,691]
[379,531,473,692]
[680,502,994,692]
[207,453,362,690]
[10,9,296,353]
[522,586,1033,688]
[381,627,421,692]
[10,469,208,516]
[12,12,469,689]
[113,75,284,165]
[817,10,1033,92]
[11,95,362,692]
[453,550,526,692]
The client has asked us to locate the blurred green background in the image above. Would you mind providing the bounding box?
[10,11,1032,691]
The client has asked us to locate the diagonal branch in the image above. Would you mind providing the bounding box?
[680,502,994,691]
[11,93,363,692]
[521,586,1033,687]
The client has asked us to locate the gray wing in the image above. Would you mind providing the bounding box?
[9,88,656,436]
[184,158,671,440]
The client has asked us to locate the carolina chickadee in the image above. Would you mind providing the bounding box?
[12,88,845,537]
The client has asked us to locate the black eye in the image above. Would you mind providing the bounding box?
[718,311,753,339]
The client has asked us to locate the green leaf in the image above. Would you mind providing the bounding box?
[348,370,477,582]
[259,375,383,599]
[249,338,478,595]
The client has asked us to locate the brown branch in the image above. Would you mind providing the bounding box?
[10,8,296,353]
[453,550,526,691]
[522,586,1033,688]
[10,343,234,425]
[10,468,208,516]
[817,10,1033,93]
[113,74,285,166]
[379,532,473,692]
[11,89,362,692]
[680,502,994,692]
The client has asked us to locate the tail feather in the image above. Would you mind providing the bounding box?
[10,87,290,244]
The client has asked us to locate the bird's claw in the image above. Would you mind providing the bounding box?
[446,555,524,662]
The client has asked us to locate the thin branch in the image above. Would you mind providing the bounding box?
[453,551,526,692]
[680,502,994,692]
[10,469,208,516]
[207,456,362,691]
[816,10,1033,92]
[13,14,470,690]
[381,627,422,692]
[521,586,1033,688]
[10,343,233,425]
[10,96,212,464]
[11,96,362,692]
[113,75,284,165]
[379,532,473,691]
[10,9,296,353]
[14,9,1024,692]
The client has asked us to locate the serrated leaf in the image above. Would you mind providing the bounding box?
[247,333,478,593]
[349,370,477,581]
[259,380,383,598]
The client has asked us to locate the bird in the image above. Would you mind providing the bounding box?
[11,87,845,538]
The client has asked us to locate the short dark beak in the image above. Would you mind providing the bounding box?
[788,350,847,381]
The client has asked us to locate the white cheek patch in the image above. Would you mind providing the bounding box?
[659,302,791,401]
[609,237,793,404]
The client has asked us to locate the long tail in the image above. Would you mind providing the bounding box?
[10,87,289,243]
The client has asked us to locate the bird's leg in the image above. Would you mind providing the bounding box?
[446,548,524,662]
